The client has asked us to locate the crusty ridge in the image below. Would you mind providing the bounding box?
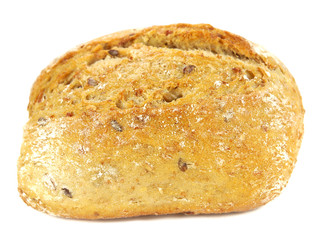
[27,23,289,117]
[87,23,280,68]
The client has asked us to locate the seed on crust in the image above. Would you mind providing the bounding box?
[66,112,74,117]
[108,49,119,56]
[61,188,73,198]
[87,77,98,86]
[111,120,123,132]
[183,65,196,74]
[178,158,188,172]
[37,117,48,126]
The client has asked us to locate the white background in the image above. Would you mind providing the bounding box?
[1,0,319,239]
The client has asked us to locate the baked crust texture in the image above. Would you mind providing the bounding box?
[18,24,304,219]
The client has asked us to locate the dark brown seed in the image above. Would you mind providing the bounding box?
[183,65,196,74]
[66,112,74,117]
[37,117,48,126]
[111,120,123,132]
[261,125,268,132]
[178,158,188,172]
[108,49,119,56]
[232,67,241,74]
[87,77,98,86]
[165,30,173,36]
[61,188,72,198]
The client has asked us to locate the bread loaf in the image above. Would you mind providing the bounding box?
[17,24,304,219]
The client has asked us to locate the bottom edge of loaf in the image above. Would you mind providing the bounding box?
[18,187,268,220]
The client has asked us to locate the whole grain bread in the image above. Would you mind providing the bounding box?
[17,23,304,219]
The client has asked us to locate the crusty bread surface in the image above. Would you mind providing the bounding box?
[18,23,304,219]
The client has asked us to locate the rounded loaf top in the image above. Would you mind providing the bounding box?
[18,24,304,219]
[28,23,301,117]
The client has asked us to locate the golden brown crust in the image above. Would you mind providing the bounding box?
[18,23,304,219]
